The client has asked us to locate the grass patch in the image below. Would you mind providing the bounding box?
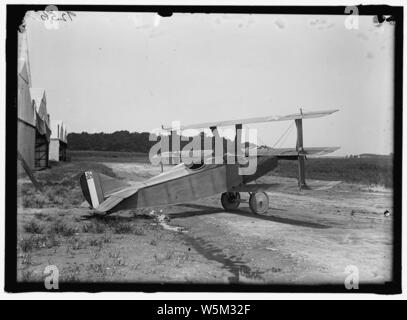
[19,234,59,252]
[108,250,126,266]
[67,236,86,250]
[68,150,150,164]
[88,232,112,248]
[61,263,81,282]
[21,253,32,266]
[48,219,76,237]
[101,232,112,244]
[82,221,108,234]
[154,251,175,264]
[133,226,145,236]
[24,220,44,234]
[19,237,34,253]
[112,222,133,234]
[18,161,118,209]
[20,269,38,282]
[272,157,393,188]
[34,212,54,221]
[89,238,104,248]
[86,263,109,280]
[83,217,143,236]
[21,191,47,208]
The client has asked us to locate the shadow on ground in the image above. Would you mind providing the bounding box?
[172,203,331,229]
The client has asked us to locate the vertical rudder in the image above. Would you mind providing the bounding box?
[80,171,104,208]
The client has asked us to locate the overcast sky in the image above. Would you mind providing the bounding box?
[24,11,395,156]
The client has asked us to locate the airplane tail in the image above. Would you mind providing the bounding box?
[80,171,105,209]
[79,171,130,209]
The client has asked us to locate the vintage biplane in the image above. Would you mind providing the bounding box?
[79,109,340,215]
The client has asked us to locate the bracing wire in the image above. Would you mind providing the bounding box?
[271,121,294,149]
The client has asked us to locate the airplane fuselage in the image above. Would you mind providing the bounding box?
[110,156,279,212]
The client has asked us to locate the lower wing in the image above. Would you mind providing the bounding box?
[256,146,340,158]
[235,180,342,192]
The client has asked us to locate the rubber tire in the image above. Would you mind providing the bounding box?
[249,192,269,214]
[221,192,241,211]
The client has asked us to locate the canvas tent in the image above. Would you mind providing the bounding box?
[17,30,36,171]
[49,120,68,162]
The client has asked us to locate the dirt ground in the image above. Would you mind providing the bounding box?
[16,160,393,286]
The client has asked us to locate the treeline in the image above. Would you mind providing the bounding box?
[67,131,155,153]
[67,131,251,153]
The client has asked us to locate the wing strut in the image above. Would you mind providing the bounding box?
[295,109,307,190]
[235,124,242,162]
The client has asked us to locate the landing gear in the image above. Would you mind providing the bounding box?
[221,192,241,211]
[249,192,269,214]
[221,191,269,214]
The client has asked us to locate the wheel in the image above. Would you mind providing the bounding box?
[249,192,269,214]
[221,192,241,211]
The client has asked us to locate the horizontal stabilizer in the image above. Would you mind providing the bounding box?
[162,109,338,131]
[80,201,91,208]
[79,171,131,209]
[95,184,142,213]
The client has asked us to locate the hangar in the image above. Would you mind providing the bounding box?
[18,30,55,173]
[49,120,68,162]
[30,88,51,169]
[17,30,36,171]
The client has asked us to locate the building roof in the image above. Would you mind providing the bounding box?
[29,88,50,125]
[29,88,46,111]
[17,31,35,126]
[18,31,32,86]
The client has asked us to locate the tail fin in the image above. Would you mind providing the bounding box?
[80,171,105,209]
[79,171,130,209]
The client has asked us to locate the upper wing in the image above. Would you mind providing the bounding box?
[162,109,339,131]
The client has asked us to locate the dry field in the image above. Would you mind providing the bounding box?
[16,152,394,286]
